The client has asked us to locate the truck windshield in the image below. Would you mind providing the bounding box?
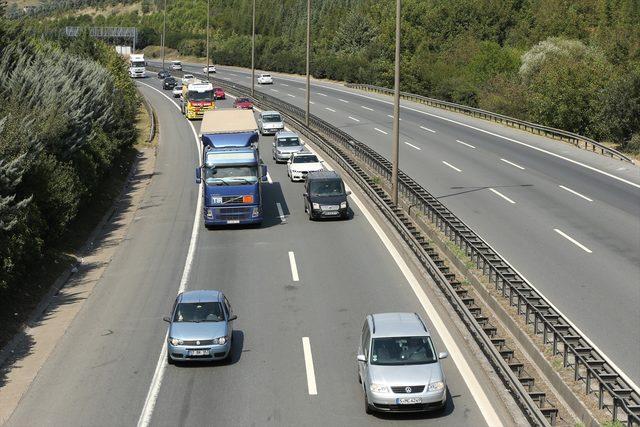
[203,165,258,186]
[277,137,300,147]
[370,336,437,365]
[262,115,281,122]
[309,179,344,196]
[188,91,213,101]
[131,61,145,67]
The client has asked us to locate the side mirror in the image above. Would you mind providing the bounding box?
[346,190,352,196]
[195,167,202,184]
[438,351,449,359]
[261,164,268,180]
[302,193,308,198]
[228,314,238,321]
[162,316,171,323]
[357,354,367,363]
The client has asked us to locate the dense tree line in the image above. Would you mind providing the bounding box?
[19,0,640,151]
[0,11,139,300]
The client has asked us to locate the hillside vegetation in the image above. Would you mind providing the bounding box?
[18,0,640,151]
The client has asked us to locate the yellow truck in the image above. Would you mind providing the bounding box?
[181,81,215,120]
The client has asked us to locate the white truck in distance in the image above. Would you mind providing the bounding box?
[129,54,146,78]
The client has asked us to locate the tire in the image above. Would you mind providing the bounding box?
[364,392,373,415]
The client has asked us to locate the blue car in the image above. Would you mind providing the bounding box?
[163,290,236,364]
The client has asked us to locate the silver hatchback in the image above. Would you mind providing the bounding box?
[357,312,449,413]
[258,111,284,135]
[272,131,305,163]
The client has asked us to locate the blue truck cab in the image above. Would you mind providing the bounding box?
[196,110,268,226]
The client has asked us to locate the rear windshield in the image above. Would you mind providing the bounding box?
[173,302,224,322]
[187,91,212,101]
[262,114,282,122]
[261,74,271,78]
[165,77,176,83]
[293,155,319,164]
[237,98,251,103]
[277,137,300,147]
[370,336,437,365]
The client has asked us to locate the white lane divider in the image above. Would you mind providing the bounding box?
[309,101,315,105]
[281,83,289,86]
[325,107,336,112]
[276,202,286,223]
[489,188,516,204]
[554,229,593,253]
[442,161,461,172]
[270,89,279,93]
[457,139,476,149]
[348,116,360,122]
[374,128,388,135]
[500,158,525,170]
[317,92,327,96]
[287,93,295,98]
[404,141,421,150]
[338,98,349,103]
[135,81,203,427]
[420,125,436,133]
[288,251,300,282]
[230,73,238,76]
[361,105,374,111]
[559,185,593,202]
[387,114,402,121]
[302,337,318,395]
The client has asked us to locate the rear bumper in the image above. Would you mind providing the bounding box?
[261,127,283,135]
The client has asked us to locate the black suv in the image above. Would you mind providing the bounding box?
[157,69,171,79]
[163,76,177,90]
[303,171,350,220]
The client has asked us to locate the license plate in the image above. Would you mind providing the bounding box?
[396,397,422,405]
[227,219,240,224]
[323,211,339,215]
[188,349,209,356]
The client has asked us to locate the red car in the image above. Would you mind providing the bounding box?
[233,97,254,109]
[213,87,225,100]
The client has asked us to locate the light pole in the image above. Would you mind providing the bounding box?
[205,0,210,81]
[161,0,167,69]
[305,0,311,126]
[251,0,256,96]
[391,0,401,205]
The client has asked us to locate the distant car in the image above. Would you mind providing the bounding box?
[203,65,216,73]
[163,290,237,364]
[257,73,273,84]
[272,131,304,163]
[233,97,254,110]
[303,170,350,220]
[357,313,448,414]
[157,69,171,79]
[181,74,195,85]
[172,86,182,98]
[213,87,225,100]
[171,60,182,70]
[287,152,323,182]
[257,111,284,135]
[163,76,177,90]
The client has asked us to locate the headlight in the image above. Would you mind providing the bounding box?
[427,381,445,392]
[340,201,347,209]
[213,336,227,345]
[169,337,183,346]
[312,202,320,210]
[369,383,388,393]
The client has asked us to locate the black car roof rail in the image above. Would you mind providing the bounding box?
[415,312,428,332]
[370,314,375,334]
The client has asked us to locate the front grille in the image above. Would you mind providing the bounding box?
[321,205,339,211]
[181,339,214,346]
[214,206,252,220]
[391,385,425,394]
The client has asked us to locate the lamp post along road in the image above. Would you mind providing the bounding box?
[161,0,167,69]
[305,0,311,126]
[391,0,401,205]
[251,0,256,96]
[205,0,210,81]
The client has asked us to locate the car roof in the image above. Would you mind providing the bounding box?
[179,290,223,303]
[369,312,430,338]
[307,170,340,180]
[275,130,298,138]
[261,111,280,116]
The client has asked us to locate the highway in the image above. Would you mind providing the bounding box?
[4,78,517,425]
[158,61,640,385]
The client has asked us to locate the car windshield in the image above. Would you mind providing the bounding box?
[262,114,281,123]
[188,91,213,101]
[370,336,437,365]
[277,137,300,147]
[237,98,251,103]
[165,77,175,83]
[173,302,224,322]
[183,74,193,79]
[309,179,344,196]
[293,155,318,164]
[203,165,258,186]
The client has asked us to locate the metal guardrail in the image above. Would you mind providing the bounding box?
[345,83,634,163]
[150,66,640,425]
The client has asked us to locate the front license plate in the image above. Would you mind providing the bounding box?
[188,349,209,356]
[323,211,339,215]
[396,397,422,405]
[227,219,240,224]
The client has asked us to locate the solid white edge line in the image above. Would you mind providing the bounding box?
[348,116,360,122]
[500,158,525,170]
[559,185,593,202]
[489,188,516,204]
[288,251,300,282]
[301,144,504,426]
[420,125,436,133]
[135,81,203,427]
[361,106,374,111]
[302,337,318,395]
[442,161,461,172]
[325,107,336,112]
[374,128,388,135]
[554,229,593,253]
[404,142,421,150]
[276,202,286,223]
[457,139,476,149]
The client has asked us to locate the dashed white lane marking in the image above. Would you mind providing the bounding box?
[338,98,349,103]
[559,185,593,202]
[387,114,402,121]
[287,93,295,98]
[298,87,305,91]
[489,188,516,204]
[266,172,273,184]
[442,161,461,172]
[325,107,336,112]
[420,125,436,133]
[500,158,525,170]
[348,116,360,122]
[270,89,279,93]
[276,202,286,223]
[374,128,388,135]
[404,142,421,150]
[318,92,327,97]
[288,251,300,281]
[281,83,289,86]
[309,101,315,105]
[457,140,476,149]
[230,73,238,76]
[302,337,318,395]
[554,229,593,253]
[361,106,374,111]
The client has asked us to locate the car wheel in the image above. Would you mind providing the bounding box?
[364,392,373,414]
